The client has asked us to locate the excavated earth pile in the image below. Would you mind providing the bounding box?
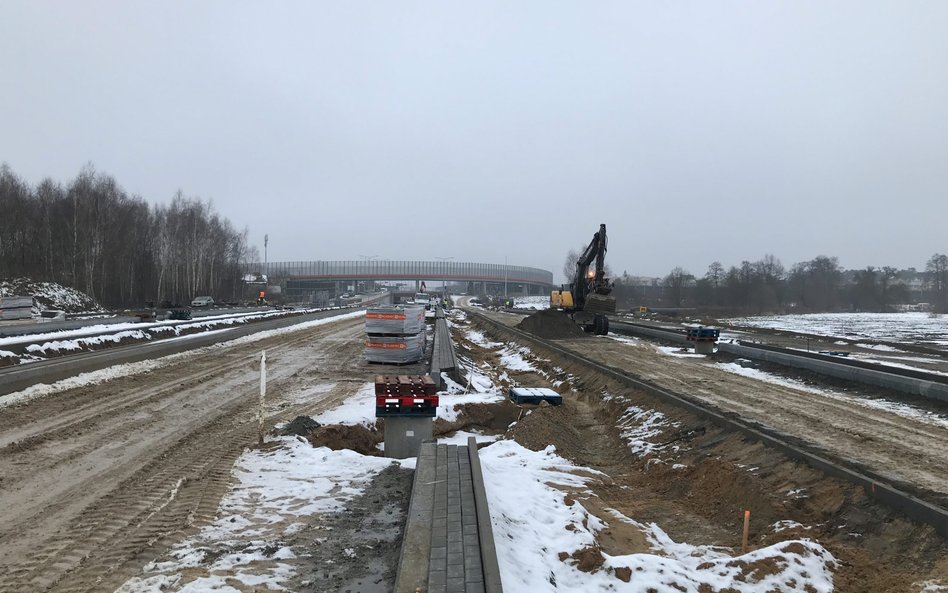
[307,423,383,456]
[516,308,587,339]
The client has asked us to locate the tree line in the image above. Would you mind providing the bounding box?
[610,253,948,314]
[0,163,256,308]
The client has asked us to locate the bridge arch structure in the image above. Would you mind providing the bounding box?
[260,260,554,303]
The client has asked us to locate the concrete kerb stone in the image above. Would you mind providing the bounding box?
[467,436,504,593]
[394,441,437,593]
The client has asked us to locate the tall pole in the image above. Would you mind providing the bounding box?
[504,256,508,298]
[435,256,453,301]
[264,234,269,281]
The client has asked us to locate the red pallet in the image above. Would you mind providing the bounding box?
[374,374,437,396]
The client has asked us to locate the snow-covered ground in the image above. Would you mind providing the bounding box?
[716,362,948,430]
[724,312,948,346]
[114,349,838,593]
[481,440,836,593]
[0,278,104,313]
[115,433,406,593]
[1,307,358,368]
[0,310,365,409]
[513,295,550,310]
[0,308,338,349]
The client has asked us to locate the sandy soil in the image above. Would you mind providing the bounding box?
[0,315,379,593]
[4,302,946,592]
[477,309,948,504]
[458,308,948,592]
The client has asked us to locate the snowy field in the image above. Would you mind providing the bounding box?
[724,312,948,346]
[513,295,550,310]
[0,310,365,409]
[716,362,948,430]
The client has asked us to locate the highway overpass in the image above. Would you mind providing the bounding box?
[254,260,554,303]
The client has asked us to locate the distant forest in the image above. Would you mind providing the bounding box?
[611,253,948,315]
[3,162,945,315]
[0,163,256,308]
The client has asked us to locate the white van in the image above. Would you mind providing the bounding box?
[413,293,431,310]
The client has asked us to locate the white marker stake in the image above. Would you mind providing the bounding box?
[258,350,267,445]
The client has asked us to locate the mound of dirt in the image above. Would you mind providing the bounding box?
[0,277,105,313]
[279,416,321,437]
[516,309,587,339]
[435,400,521,435]
[307,424,382,456]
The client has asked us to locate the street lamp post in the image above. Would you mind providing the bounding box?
[358,255,379,293]
[434,256,454,302]
[504,256,508,299]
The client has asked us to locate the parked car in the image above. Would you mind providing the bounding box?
[190,296,214,307]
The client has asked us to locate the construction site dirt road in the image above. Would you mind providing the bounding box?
[0,314,371,593]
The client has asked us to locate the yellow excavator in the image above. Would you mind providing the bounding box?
[551,223,616,335]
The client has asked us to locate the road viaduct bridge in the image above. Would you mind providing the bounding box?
[257,260,554,304]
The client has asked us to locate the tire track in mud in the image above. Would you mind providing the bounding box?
[0,320,362,547]
[0,316,368,593]
[1,316,351,450]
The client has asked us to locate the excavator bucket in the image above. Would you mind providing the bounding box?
[584,294,616,314]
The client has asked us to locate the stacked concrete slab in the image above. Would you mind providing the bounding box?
[0,296,33,321]
[364,305,427,364]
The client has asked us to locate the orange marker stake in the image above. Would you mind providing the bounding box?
[741,510,751,554]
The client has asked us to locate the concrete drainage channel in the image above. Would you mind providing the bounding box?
[468,309,948,538]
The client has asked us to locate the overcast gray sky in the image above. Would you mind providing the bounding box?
[2,1,946,281]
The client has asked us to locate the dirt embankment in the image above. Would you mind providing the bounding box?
[454,312,948,592]
[0,316,369,593]
[517,308,587,339]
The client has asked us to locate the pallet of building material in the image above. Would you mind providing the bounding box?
[374,374,439,417]
[0,296,34,320]
[0,309,32,320]
[364,332,426,364]
[375,393,439,417]
[365,305,425,335]
[374,375,437,396]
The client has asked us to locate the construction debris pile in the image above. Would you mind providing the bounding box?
[364,305,427,364]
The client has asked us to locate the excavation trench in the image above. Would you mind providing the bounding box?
[450,310,948,593]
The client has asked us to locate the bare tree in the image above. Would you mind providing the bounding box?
[927,253,948,312]
[663,267,693,307]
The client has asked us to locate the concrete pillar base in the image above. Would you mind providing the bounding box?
[694,341,714,355]
[384,416,433,459]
